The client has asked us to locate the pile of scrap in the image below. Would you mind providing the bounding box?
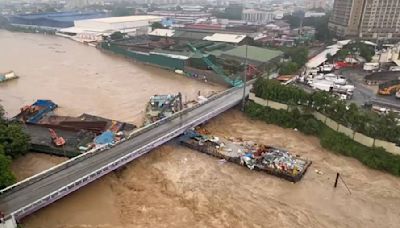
[144,93,183,125]
[180,128,311,182]
[14,100,58,124]
[14,100,136,157]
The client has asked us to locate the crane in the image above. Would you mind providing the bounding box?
[48,128,66,147]
[187,43,243,87]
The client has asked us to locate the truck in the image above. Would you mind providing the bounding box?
[310,79,334,92]
[363,62,380,71]
[389,66,400,72]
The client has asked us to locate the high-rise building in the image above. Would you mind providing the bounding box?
[329,0,400,40]
[304,0,328,9]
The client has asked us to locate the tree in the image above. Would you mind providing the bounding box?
[0,123,30,159]
[111,7,133,17]
[110,31,124,40]
[151,22,163,30]
[0,146,15,189]
[326,53,334,63]
[0,105,30,158]
[279,62,299,75]
[0,104,30,188]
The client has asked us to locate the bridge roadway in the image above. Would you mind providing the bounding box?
[0,86,249,221]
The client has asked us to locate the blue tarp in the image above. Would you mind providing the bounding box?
[95,130,115,145]
[27,99,58,124]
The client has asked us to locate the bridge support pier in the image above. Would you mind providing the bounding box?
[0,216,17,228]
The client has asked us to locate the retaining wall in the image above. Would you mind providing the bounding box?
[249,93,400,155]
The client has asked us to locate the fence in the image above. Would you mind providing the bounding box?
[249,93,400,155]
[101,42,185,70]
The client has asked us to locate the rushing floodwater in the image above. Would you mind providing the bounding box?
[1,30,400,228]
[0,30,221,124]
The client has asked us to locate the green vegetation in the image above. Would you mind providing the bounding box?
[253,78,400,144]
[279,62,299,75]
[349,42,374,62]
[334,41,375,62]
[0,105,30,189]
[151,22,163,30]
[284,13,333,42]
[278,46,309,74]
[110,31,125,40]
[245,102,400,176]
[212,4,243,20]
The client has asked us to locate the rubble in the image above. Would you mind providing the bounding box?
[180,127,312,182]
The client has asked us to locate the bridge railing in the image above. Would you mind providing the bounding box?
[0,85,243,198]
[10,90,243,220]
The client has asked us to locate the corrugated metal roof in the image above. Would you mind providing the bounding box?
[172,30,212,40]
[148,29,175,37]
[221,45,283,63]
[203,33,247,44]
[78,15,162,24]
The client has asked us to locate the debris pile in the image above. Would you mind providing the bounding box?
[180,128,311,182]
[144,93,182,125]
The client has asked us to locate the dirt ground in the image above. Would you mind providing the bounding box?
[19,110,400,228]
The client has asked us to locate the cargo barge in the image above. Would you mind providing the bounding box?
[0,71,18,83]
[14,100,136,157]
[180,128,312,182]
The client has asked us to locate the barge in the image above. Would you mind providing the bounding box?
[180,128,312,182]
[14,100,136,157]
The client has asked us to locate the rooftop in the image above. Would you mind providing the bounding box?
[78,15,162,24]
[221,45,283,64]
[148,29,175,37]
[203,33,247,44]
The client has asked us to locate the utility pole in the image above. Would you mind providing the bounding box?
[241,44,248,111]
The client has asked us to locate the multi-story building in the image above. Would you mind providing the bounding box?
[242,9,274,24]
[329,0,400,40]
[359,0,400,39]
[304,0,328,9]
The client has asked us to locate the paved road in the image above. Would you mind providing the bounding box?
[0,86,249,218]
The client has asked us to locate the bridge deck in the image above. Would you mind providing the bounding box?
[0,86,248,219]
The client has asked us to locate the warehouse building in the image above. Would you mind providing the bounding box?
[7,11,107,29]
[58,15,162,43]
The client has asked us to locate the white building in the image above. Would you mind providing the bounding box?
[58,15,162,43]
[242,9,274,24]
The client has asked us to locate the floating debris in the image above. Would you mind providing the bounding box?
[180,128,312,182]
[0,71,18,83]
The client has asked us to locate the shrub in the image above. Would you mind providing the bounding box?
[245,101,400,177]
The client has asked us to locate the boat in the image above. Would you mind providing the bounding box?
[180,128,312,182]
[0,71,18,83]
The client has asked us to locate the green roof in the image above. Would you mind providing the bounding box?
[222,45,283,64]
[172,31,212,40]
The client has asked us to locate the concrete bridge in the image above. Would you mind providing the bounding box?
[0,85,250,227]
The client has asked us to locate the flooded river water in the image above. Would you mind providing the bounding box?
[1,30,400,228]
[0,30,221,124]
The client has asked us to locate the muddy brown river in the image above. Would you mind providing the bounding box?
[1,30,400,228]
